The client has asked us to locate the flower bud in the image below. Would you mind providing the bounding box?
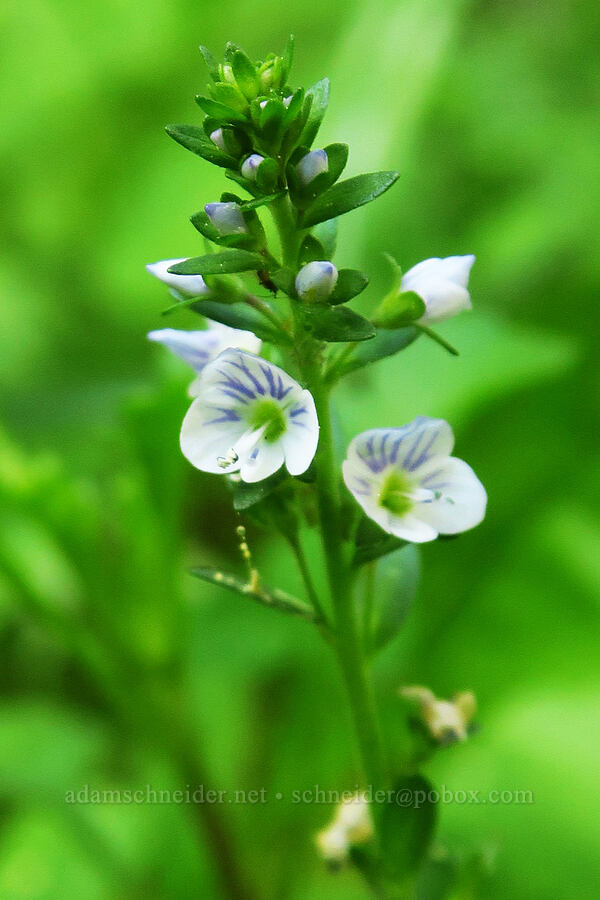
[240,154,265,181]
[210,128,226,151]
[282,95,292,108]
[296,149,328,186]
[295,261,338,302]
[315,793,373,866]
[401,255,475,324]
[204,202,247,235]
[146,259,209,297]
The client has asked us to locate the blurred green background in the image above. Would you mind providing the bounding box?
[1,0,599,897]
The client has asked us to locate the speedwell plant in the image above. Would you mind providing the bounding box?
[147,37,486,896]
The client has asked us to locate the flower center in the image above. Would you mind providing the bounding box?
[248,399,287,443]
[378,470,414,517]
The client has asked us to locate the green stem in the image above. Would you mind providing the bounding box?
[287,532,328,623]
[243,292,287,332]
[304,358,384,791]
[269,194,301,267]
[416,323,459,356]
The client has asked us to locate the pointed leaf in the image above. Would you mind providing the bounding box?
[199,45,220,81]
[353,515,407,567]
[298,78,330,146]
[168,250,265,276]
[298,234,326,267]
[165,124,237,168]
[281,34,294,82]
[312,219,338,258]
[301,305,375,342]
[367,545,420,653]
[302,171,399,227]
[330,269,369,304]
[232,49,259,99]
[191,567,316,621]
[336,327,419,377]
[380,775,437,880]
[195,95,248,124]
[241,190,286,211]
[270,267,296,297]
[187,299,288,344]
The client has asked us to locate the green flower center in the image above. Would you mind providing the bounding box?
[378,470,414,517]
[249,399,287,443]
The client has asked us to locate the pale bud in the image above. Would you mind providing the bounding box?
[296,149,328,186]
[145,259,209,297]
[204,202,247,235]
[401,255,475,324]
[210,129,226,151]
[295,261,338,302]
[401,685,477,744]
[241,154,265,181]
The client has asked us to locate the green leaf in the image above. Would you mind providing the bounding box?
[164,124,237,168]
[232,470,288,510]
[241,190,286,211]
[367,545,419,653]
[298,234,326,267]
[168,250,265,276]
[195,95,248,124]
[199,45,220,81]
[187,299,288,344]
[270,267,296,297]
[298,78,330,146]
[353,515,407,567]
[210,82,249,113]
[256,157,279,192]
[300,305,375,342]
[330,269,369,304]
[302,171,399,227]
[380,775,437,880]
[232,49,259,99]
[258,99,285,141]
[190,567,317,622]
[335,327,420,377]
[312,219,338,258]
[281,34,294,82]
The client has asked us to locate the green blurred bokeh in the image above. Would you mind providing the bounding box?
[1,0,599,897]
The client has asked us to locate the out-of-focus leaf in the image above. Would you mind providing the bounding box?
[380,774,437,880]
[335,327,420,379]
[367,545,420,653]
[186,299,288,344]
[353,514,407,566]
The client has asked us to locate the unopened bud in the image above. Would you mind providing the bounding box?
[295,261,338,302]
[241,154,265,181]
[210,128,226,151]
[296,149,328,186]
[205,202,247,235]
[401,685,477,745]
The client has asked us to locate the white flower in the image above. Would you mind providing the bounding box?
[401,255,475,324]
[240,154,264,181]
[146,258,209,297]
[147,324,261,395]
[204,202,247,235]
[342,417,486,543]
[296,149,328,185]
[295,261,338,302]
[315,793,373,865]
[180,349,319,482]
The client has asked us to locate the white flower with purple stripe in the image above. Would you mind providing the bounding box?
[180,349,319,482]
[147,324,261,395]
[342,417,486,543]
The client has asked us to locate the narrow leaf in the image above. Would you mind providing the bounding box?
[165,124,237,168]
[301,305,375,342]
[232,49,259,99]
[302,171,399,228]
[195,95,248,124]
[188,299,288,344]
[298,78,330,146]
[168,250,265,276]
[380,775,437,879]
[199,45,220,81]
[330,269,369,304]
[368,545,419,653]
[336,327,419,377]
[241,190,286,211]
[191,567,317,621]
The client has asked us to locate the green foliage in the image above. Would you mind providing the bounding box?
[302,171,400,227]
[300,305,376,342]
[168,249,265,275]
